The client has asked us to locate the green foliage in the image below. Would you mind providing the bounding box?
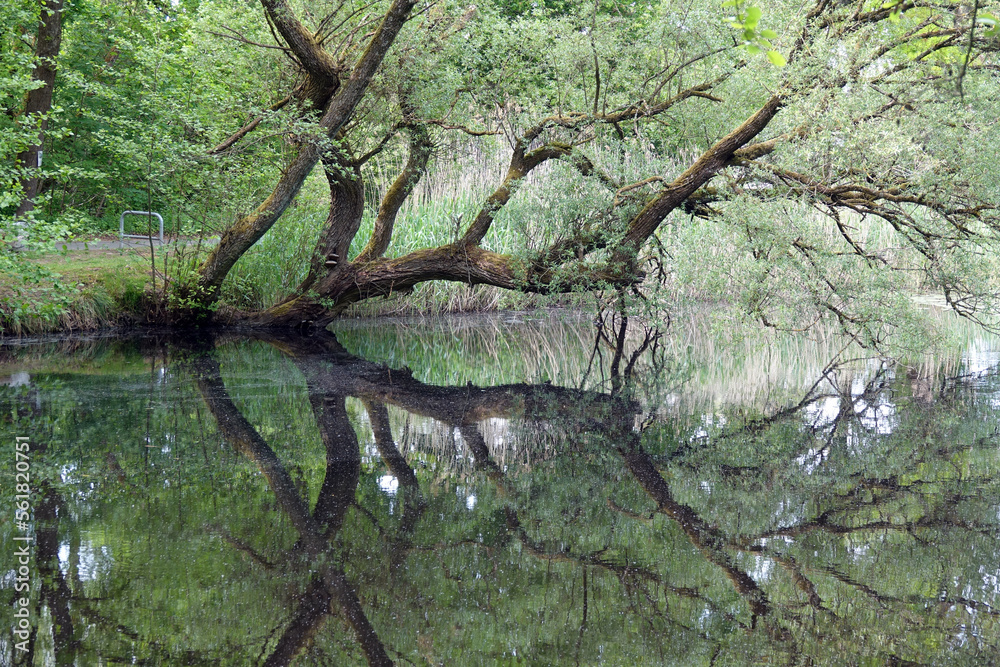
[0,0,44,209]
[722,0,785,66]
[2,0,289,237]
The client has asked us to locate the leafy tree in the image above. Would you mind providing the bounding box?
[146,0,1000,337]
[3,0,999,339]
[7,0,64,220]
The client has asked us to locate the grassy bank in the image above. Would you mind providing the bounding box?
[0,246,152,335]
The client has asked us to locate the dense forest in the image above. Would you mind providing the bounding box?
[2,0,1000,337]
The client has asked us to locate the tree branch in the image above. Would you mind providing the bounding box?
[208,94,293,155]
[460,141,574,246]
[615,94,784,256]
[260,0,339,82]
[356,122,433,262]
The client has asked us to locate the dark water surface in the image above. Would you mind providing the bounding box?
[2,313,1000,665]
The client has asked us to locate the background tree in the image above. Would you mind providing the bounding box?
[13,0,63,218]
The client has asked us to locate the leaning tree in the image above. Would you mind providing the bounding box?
[184,0,1000,338]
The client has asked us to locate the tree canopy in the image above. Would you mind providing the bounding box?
[2,0,999,339]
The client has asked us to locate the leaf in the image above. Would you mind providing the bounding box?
[721,0,741,7]
[976,12,997,28]
[760,29,778,39]
[746,44,762,54]
[744,5,762,29]
[767,50,787,67]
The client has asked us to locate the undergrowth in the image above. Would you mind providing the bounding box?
[0,247,154,335]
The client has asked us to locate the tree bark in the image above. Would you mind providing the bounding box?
[15,0,63,218]
[194,0,418,304]
[299,148,366,293]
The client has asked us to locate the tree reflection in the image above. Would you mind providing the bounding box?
[2,321,1000,664]
[194,353,391,666]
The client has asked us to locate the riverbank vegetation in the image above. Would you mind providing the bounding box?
[2,0,1000,344]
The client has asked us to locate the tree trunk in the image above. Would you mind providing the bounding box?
[299,149,366,293]
[15,0,63,218]
[237,96,784,329]
[193,0,418,306]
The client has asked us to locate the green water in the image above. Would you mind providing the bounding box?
[2,313,1000,665]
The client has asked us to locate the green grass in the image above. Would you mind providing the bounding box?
[0,243,218,335]
[1,248,152,334]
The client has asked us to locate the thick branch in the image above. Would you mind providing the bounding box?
[251,331,633,427]
[356,122,433,262]
[742,159,995,241]
[620,444,771,617]
[193,356,328,551]
[523,78,728,141]
[260,0,338,82]
[197,351,392,667]
[616,95,784,255]
[318,0,417,139]
[363,399,420,488]
[197,140,324,298]
[300,146,365,292]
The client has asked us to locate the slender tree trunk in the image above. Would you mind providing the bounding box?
[16,0,63,218]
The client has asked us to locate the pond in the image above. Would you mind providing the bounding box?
[2,311,1000,665]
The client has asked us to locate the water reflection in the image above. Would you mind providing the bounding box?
[1,314,1000,664]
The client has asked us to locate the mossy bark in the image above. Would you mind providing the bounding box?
[190,62,781,329]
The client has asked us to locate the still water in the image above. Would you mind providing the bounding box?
[2,312,1000,665]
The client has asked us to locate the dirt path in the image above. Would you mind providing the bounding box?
[51,237,219,251]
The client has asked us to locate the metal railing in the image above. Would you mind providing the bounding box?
[119,210,164,246]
